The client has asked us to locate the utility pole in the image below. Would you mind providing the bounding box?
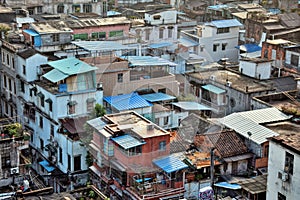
[210,147,215,188]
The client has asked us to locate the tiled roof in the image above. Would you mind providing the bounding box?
[17,48,37,59]
[194,130,248,158]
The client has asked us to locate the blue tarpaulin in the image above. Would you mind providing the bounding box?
[153,155,188,173]
[214,182,241,190]
[39,160,55,172]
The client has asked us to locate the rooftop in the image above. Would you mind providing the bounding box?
[187,69,274,93]
[206,19,243,28]
[31,22,71,33]
[104,111,169,138]
[233,174,267,195]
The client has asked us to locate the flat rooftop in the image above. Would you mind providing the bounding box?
[188,69,274,93]
[104,111,169,138]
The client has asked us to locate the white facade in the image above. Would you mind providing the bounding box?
[267,140,300,200]
[154,110,188,129]
[239,60,272,80]
[144,10,177,25]
[180,20,242,62]
[285,49,300,69]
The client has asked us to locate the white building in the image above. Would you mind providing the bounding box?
[180,19,243,62]
[15,53,103,191]
[239,58,272,80]
[267,133,300,200]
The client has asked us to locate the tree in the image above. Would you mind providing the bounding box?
[89,103,106,119]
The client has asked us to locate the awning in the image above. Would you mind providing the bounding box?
[39,160,55,172]
[172,101,211,111]
[214,182,241,190]
[153,155,188,173]
[179,38,199,47]
[235,44,262,53]
[111,134,145,150]
[223,153,253,162]
[148,42,172,49]
[37,92,44,98]
[202,84,226,94]
[42,69,69,83]
[141,92,176,103]
[68,101,77,106]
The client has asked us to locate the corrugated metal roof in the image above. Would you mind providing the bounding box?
[103,92,153,111]
[39,160,55,172]
[16,17,35,24]
[208,4,228,10]
[220,114,279,144]
[86,118,107,132]
[172,101,211,110]
[240,51,262,58]
[236,44,262,53]
[153,155,188,173]
[111,134,146,149]
[42,69,68,83]
[122,56,177,67]
[48,57,97,75]
[141,92,176,102]
[214,182,241,190]
[202,84,226,94]
[207,19,243,28]
[72,41,134,52]
[107,10,121,16]
[179,38,199,47]
[23,29,39,36]
[148,42,172,49]
[238,107,290,124]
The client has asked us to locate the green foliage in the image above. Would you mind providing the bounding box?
[0,24,10,34]
[90,103,106,119]
[88,190,96,198]
[85,151,93,167]
[4,123,22,138]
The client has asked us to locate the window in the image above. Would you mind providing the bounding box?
[39,116,43,129]
[117,73,123,83]
[83,4,92,12]
[72,5,81,13]
[158,88,166,93]
[102,1,107,14]
[37,92,45,107]
[23,65,26,75]
[128,146,142,156]
[213,44,219,52]
[12,58,15,69]
[74,155,81,171]
[264,145,269,157]
[278,192,286,200]
[86,98,95,112]
[163,116,169,125]
[153,15,161,20]
[40,138,44,151]
[155,118,159,125]
[291,54,299,66]
[222,43,227,51]
[20,81,25,93]
[159,141,166,151]
[74,33,88,40]
[217,27,229,34]
[59,147,62,163]
[68,154,71,171]
[2,52,4,64]
[8,78,12,91]
[68,101,77,114]
[284,152,294,175]
[159,28,164,39]
[3,75,7,88]
[168,26,173,38]
[53,34,59,42]
[109,30,123,37]
[50,125,54,137]
[37,6,43,13]
[46,98,53,112]
[6,54,9,66]
[145,29,150,40]
[91,32,106,39]
[57,5,64,13]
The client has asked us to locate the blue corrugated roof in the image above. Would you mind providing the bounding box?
[153,155,188,173]
[214,182,241,190]
[202,84,226,94]
[207,19,243,28]
[104,92,153,111]
[121,56,177,67]
[148,42,172,49]
[111,134,146,149]
[236,44,262,53]
[23,29,39,36]
[179,38,199,47]
[141,92,176,102]
[48,57,97,75]
[172,101,211,110]
[39,160,55,172]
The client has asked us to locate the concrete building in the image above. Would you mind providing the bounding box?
[180,19,243,62]
[87,111,188,200]
[266,123,300,200]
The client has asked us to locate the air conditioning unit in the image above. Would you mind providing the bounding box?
[226,81,232,87]
[282,172,289,182]
[210,75,216,81]
[10,167,19,175]
[24,117,29,123]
